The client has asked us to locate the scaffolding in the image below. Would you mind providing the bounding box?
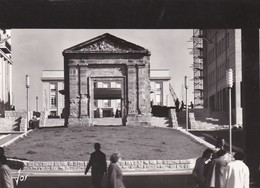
[191,29,204,108]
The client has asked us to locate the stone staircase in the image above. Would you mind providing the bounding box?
[190,109,229,126]
[93,117,122,126]
[44,118,65,127]
[176,109,229,130]
[151,116,171,128]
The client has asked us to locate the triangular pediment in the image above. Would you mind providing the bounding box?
[64,33,149,54]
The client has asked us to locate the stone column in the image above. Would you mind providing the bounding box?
[79,67,89,117]
[68,66,80,125]
[136,64,151,125]
[241,28,260,182]
[126,64,137,125]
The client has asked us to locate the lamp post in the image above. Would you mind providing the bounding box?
[185,76,189,131]
[36,96,38,112]
[226,69,233,155]
[26,75,30,132]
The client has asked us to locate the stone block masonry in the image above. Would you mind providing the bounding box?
[0,110,29,132]
[22,159,195,172]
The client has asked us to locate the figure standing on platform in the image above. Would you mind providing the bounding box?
[175,98,180,112]
[180,101,185,112]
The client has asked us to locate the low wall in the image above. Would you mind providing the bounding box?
[168,109,178,128]
[22,159,195,172]
[0,110,30,132]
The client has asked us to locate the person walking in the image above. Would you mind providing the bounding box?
[0,155,14,188]
[107,153,125,188]
[225,152,249,188]
[193,148,214,188]
[85,143,107,188]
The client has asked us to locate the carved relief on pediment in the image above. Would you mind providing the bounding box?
[79,40,131,52]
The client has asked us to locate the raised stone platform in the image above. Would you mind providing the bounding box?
[22,159,195,172]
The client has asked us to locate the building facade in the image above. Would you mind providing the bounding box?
[0,29,12,117]
[41,70,64,117]
[41,69,174,118]
[150,69,174,107]
[202,29,242,125]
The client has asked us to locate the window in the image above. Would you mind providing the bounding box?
[50,83,56,92]
[155,82,163,106]
[115,82,121,88]
[102,82,109,88]
[116,99,121,109]
[103,100,111,107]
[51,96,57,107]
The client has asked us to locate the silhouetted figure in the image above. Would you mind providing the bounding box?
[225,151,249,188]
[192,148,214,188]
[175,98,180,112]
[107,153,125,188]
[214,136,225,150]
[85,143,107,188]
[180,101,185,112]
[190,102,194,109]
[0,147,4,157]
[0,155,14,188]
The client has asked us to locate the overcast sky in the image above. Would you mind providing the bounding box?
[12,29,194,111]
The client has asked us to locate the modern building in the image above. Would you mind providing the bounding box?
[41,70,64,117]
[41,69,174,118]
[0,29,12,117]
[199,29,242,125]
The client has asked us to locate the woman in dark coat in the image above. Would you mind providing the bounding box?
[107,153,125,188]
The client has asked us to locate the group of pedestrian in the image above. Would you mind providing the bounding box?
[85,143,125,188]
[175,98,194,112]
[192,148,249,188]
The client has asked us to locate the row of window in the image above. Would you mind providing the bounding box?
[208,59,230,85]
[94,99,121,108]
[207,32,230,64]
[94,81,121,88]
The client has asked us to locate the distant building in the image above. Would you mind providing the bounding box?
[41,69,174,118]
[201,29,242,125]
[41,70,64,117]
[150,69,174,107]
[0,29,12,117]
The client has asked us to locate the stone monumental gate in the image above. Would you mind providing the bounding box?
[63,33,151,126]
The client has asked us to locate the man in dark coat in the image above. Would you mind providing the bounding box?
[85,143,107,188]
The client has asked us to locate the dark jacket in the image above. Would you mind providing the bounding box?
[107,163,125,188]
[85,150,107,175]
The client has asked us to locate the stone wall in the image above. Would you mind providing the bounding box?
[0,110,29,132]
[22,159,195,172]
[168,109,178,128]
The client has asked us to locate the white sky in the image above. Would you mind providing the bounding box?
[12,29,194,111]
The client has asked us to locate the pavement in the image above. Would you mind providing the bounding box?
[2,129,259,188]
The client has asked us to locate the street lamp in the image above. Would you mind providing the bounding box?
[226,69,233,155]
[26,75,30,132]
[185,76,189,131]
[36,96,38,112]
